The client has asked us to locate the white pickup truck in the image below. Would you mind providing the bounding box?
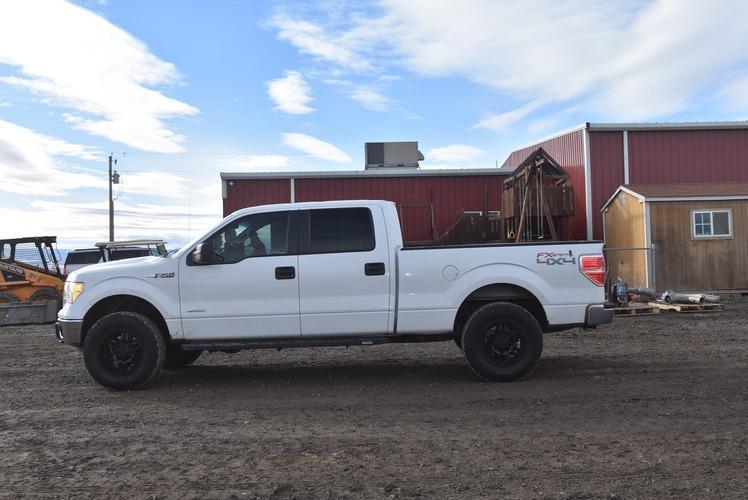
[56,200,613,390]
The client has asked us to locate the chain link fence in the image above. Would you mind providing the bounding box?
[604,246,656,293]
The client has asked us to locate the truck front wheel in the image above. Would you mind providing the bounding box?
[461,302,542,382]
[83,312,166,390]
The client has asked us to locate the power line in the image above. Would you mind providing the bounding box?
[118,151,339,157]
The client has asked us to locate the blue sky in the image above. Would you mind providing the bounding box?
[2,0,748,248]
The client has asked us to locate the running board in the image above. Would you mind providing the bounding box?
[179,333,454,351]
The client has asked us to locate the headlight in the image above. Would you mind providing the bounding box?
[63,282,84,304]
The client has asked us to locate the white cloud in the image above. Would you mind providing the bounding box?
[425,144,487,164]
[0,117,202,201]
[267,70,315,114]
[229,154,290,170]
[0,118,102,196]
[0,199,222,248]
[268,17,371,71]
[116,170,192,198]
[282,133,351,163]
[350,86,392,112]
[527,116,562,135]
[472,102,541,133]
[271,0,748,124]
[719,75,748,111]
[589,0,748,119]
[192,182,222,198]
[0,0,198,152]
[323,78,398,113]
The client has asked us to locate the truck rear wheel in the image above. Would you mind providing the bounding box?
[83,312,166,390]
[164,348,202,369]
[461,302,542,382]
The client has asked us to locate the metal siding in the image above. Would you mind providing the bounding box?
[501,130,587,239]
[628,129,748,184]
[500,126,748,242]
[293,175,504,244]
[589,131,625,240]
[222,179,290,216]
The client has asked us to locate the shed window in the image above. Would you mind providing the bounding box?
[692,210,732,238]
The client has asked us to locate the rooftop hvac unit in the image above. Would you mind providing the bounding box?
[365,141,424,169]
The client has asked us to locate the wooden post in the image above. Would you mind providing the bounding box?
[515,176,532,243]
[542,202,559,240]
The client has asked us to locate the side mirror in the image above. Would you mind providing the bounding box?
[192,243,209,265]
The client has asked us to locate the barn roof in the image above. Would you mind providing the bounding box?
[501,120,748,169]
[601,182,748,211]
[624,182,748,198]
[221,168,511,181]
[503,147,568,181]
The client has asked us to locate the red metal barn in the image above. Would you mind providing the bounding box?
[501,121,748,240]
[221,169,510,245]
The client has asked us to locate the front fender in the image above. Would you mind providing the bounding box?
[60,277,179,322]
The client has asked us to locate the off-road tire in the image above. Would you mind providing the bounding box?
[164,348,202,369]
[461,302,543,382]
[29,288,59,303]
[83,312,166,390]
[0,292,20,304]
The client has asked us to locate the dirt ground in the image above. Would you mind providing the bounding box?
[1,300,746,499]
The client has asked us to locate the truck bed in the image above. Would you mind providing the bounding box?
[402,240,603,250]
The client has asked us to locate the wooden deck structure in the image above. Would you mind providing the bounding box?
[501,148,574,243]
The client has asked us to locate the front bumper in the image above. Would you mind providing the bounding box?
[585,302,615,328]
[55,319,83,347]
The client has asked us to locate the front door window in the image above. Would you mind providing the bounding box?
[209,211,289,264]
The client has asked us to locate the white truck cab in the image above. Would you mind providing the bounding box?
[57,200,613,390]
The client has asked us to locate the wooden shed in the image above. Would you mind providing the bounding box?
[601,182,748,292]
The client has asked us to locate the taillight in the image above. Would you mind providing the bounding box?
[580,255,605,286]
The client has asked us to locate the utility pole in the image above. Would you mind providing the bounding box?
[108,154,114,242]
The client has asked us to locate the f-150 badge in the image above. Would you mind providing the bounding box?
[536,250,576,266]
[146,272,175,278]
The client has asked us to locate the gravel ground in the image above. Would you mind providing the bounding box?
[1,299,747,499]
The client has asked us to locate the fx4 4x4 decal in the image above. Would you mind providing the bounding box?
[536,250,576,266]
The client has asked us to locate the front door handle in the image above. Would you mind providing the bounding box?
[275,266,295,280]
[364,262,385,276]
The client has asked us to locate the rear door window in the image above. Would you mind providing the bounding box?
[302,208,375,254]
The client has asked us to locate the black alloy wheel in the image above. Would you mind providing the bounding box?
[101,330,143,375]
[461,302,543,382]
[480,320,527,367]
[83,311,166,390]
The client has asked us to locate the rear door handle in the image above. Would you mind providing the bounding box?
[275,266,295,280]
[364,262,385,276]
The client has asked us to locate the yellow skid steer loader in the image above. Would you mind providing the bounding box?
[0,236,65,325]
